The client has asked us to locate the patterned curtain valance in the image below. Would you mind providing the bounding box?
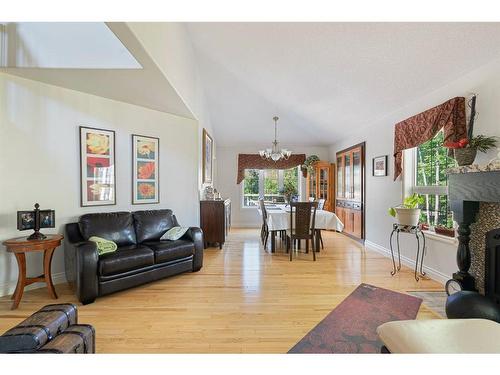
[393,97,467,180]
[237,154,306,184]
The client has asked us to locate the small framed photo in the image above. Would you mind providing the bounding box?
[17,211,36,231]
[373,155,388,177]
[132,134,160,204]
[39,210,55,228]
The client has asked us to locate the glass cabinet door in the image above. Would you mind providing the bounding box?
[336,156,343,199]
[309,168,317,200]
[319,167,328,201]
[344,153,351,199]
[352,148,361,201]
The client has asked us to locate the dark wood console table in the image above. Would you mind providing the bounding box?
[2,234,63,309]
[448,168,500,291]
[200,199,231,249]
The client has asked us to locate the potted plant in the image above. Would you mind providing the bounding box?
[443,98,497,165]
[301,155,320,177]
[388,193,424,226]
[445,135,498,166]
[280,184,298,205]
[434,225,456,237]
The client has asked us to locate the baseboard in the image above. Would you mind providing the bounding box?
[364,240,449,286]
[0,272,67,298]
[231,223,260,229]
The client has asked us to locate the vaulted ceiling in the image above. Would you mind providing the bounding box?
[187,23,500,147]
[0,22,194,119]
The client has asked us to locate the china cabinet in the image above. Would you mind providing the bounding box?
[306,161,335,212]
[336,143,365,240]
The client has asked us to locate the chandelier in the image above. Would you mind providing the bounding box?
[259,116,292,161]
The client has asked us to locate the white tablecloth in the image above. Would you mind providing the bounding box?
[258,204,344,232]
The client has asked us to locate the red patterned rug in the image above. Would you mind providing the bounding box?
[288,283,422,353]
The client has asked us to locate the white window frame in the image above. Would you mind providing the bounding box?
[403,146,456,242]
[403,147,448,198]
[241,167,301,208]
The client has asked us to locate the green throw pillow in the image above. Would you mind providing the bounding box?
[160,226,189,241]
[88,236,118,256]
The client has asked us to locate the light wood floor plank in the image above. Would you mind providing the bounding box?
[0,229,442,353]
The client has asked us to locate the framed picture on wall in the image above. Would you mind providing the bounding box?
[132,134,159,204]
[372,155,388,177]
[80,126,116,207]
[202,128,213,184]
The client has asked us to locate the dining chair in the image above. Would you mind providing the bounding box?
[259,199,285,250]
[317,199,325,210]
[259,199,268,245]
[286,201,318,261]
[316,199,326,250]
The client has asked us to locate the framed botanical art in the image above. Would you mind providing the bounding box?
[132,134,159,204]
[80,126,116,206]
[202,128,213,184]
[373,155,388,177]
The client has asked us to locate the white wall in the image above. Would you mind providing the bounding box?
[127,22,217,192]
[0,73,200,297]
[328,56,500,284]
[217,145,330,228]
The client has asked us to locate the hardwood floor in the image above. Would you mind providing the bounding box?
[0,228,442,353]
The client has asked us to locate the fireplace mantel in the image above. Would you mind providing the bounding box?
[448,165,500,291]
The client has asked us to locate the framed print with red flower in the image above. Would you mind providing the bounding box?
[132,134,159,204]
[80,126,116,207]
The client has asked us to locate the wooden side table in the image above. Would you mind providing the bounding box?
[2,234,63,310]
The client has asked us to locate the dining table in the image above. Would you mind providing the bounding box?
[257,204,344,253]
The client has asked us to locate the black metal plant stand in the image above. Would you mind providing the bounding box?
[389,224,427,282]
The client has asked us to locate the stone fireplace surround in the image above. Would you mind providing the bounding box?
[448,164,500,295]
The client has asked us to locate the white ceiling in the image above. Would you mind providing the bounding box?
[0,23,194,119]
[187,23,500,147]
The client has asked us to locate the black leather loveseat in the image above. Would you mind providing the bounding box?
[64,210,203,304]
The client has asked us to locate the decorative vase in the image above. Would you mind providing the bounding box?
[394,207,421,226]
[454,148,477,166]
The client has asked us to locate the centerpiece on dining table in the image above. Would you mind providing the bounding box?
[280,184,298,206]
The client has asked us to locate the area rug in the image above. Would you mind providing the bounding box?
[288,283,423,353]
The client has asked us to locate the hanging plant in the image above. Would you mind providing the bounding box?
[301,155,320,175]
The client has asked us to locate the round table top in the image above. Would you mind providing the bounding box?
[2,234,64,251]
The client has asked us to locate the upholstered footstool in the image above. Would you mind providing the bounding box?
[376,319,500,353]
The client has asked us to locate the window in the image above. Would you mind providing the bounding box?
[242,167,300,207]
[406,131,456,229]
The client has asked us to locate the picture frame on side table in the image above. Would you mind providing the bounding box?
[372,155,388,177]
[80,126,116,207]
[132,134,160,204]
[202,128,213,184]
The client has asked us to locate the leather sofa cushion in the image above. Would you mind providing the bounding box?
[144,240,194,264]
[98,245,154,276]
[79,212,137,247]
[133,209,176,243]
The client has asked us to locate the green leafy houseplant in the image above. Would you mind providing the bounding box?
[468,135,498,152]
[388,194,424,226]
[301,155,320,174]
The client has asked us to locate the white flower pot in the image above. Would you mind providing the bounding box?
[394,207,421,226]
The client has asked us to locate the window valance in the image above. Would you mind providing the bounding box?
[393,97,467,180]
[237,154,306,184]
